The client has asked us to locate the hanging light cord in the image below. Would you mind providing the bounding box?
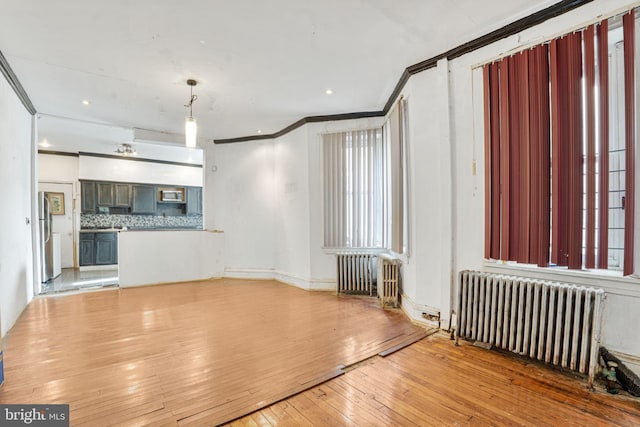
[185,85,198,117]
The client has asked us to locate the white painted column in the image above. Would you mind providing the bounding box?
[437,57,455,325]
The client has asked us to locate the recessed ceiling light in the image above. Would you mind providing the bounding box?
[325,89,333,95]
[39,139,51,148]
[257,130,262,134]
[82,100,90,105]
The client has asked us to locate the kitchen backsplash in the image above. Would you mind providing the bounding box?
[81,214,202,229]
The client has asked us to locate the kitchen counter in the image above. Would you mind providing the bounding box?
[118,229,224,287]
[80,227,203,232]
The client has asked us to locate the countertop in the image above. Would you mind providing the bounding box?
[80,227,204,232]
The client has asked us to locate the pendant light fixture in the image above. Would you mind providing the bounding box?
[184,79,198,148]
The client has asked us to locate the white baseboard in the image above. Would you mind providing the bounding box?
[79,265,118,272]
[223,267,336,291]
[274,271,335,291]
[400,292,448,330]
[224,267,275,280]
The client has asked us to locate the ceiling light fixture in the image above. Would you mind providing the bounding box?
[325,89,333,95]
[82,100,90,105]
[40,139,51,148]
[115,143,137,156]
[184,79,198,148]
[257,129,262,134]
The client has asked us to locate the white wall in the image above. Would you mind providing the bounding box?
[0,76,34,337]
[273,126,312,287]
[204,117,384,290]
[207,140,277,277]
[38,153,79,182]
[397,66,455,324]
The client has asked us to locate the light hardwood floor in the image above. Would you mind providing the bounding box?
[0,279,425,425]
[230,334,640,426]
[2,279,639,426]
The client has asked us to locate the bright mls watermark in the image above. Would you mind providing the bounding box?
[0,405,69,426]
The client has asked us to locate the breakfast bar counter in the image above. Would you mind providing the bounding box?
[118,229,224,287]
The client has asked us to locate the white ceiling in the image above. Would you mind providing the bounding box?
[0,0,558,152]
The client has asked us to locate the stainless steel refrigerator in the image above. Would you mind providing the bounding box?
[39,191,54,282]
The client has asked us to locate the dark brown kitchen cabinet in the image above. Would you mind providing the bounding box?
[81,181,96,213]
[97,182,114,206]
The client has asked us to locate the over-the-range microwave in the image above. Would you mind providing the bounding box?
[160,189,185,202]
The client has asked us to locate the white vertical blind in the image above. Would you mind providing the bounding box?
[323,129,384,248]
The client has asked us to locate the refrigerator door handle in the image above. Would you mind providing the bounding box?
[44,196,51,243]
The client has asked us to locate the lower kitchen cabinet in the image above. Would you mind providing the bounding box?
[79,233,95,266]
[80,232,118,266]
[95,233,118,265]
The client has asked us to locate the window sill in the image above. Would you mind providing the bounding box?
[483,260,640,298]
[322,247,385,255]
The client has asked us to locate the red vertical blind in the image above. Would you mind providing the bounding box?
[623,10,636,276]
[483,44,551,265]
[567,32,584,270]
[549,39,562,266]
[528,44,551,267]
[482,6,638,275]
[517,51,531,264]
[584,25,597,269]
[483,65,491,260]
[508,55,521,262]
[483,63,501,260]
[499,59,511,260]
[597,21,610,269]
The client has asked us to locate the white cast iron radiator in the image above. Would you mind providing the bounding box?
[456,270,605,387]
[336,252,377,295]
[377,254,400,308]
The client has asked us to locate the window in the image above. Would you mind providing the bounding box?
[322,101,408,251]
[482,9,637,275]
[322,128,385,248]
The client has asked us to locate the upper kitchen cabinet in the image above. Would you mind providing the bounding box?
[97,182,114,206]
[81,181,96,213]
[186,187,202,215]
[131,184,157,214]
[114,183,131,207]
